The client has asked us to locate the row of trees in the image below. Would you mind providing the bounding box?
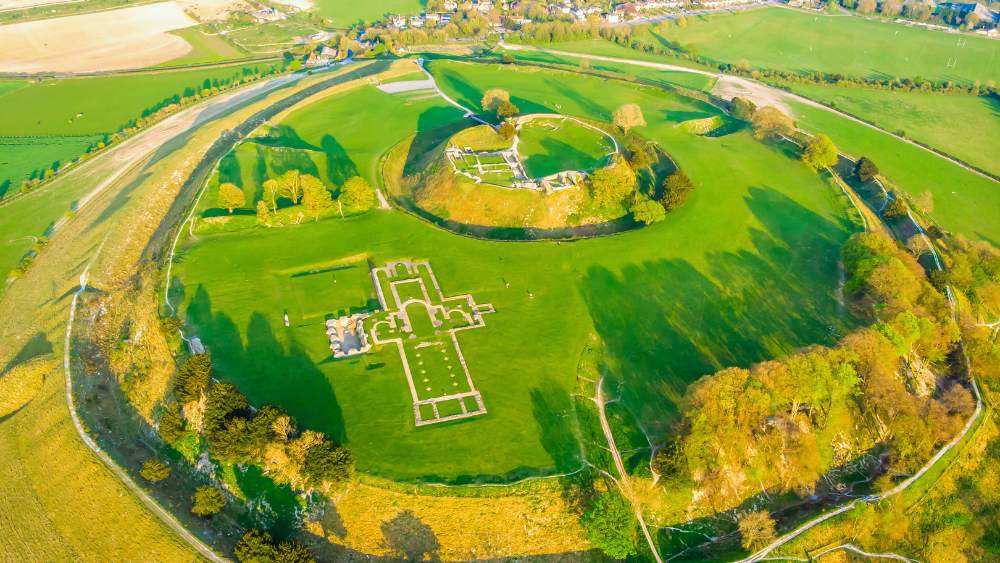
[656,230,971,514]
[157,354,354,507]
[216,169,375,225]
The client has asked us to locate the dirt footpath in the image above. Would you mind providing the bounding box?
[0,2,196,73]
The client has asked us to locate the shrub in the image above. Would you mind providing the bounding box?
[191,486,225,517]
[140,459,171,483]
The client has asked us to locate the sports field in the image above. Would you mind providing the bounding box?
[649,7,1000,84]
[175,61,857,481]
[517,117,615,179]
[783,83,1000,177]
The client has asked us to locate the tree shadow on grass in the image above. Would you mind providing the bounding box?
[320,134,359,186]
[580,187,855,441]
[2,331,53,374]
[185,286,347,444]
[524,136,603,179]
[380,510,440,561]
[530,377,585,474]
[402,107,474,177]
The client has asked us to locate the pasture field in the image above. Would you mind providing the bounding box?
[782,83,1000,177]
[0,1,197,73]
[650,7,1000,84]
[0,62,280,189]
[175,61,857,481]
[787,99,1000,243]
[225,19,322,54]
[518,117,614,179]
[158,27,247,67]
[313,0,423,27]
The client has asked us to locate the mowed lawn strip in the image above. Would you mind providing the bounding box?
[176,62,857,481]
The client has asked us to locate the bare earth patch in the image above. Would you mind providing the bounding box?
[0,2,196,73]
[0,0,82,11]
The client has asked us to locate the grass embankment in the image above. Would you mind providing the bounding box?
[175,60,858,485]
[0,62,282,192]
[781,83,1000,177]
[648,7,1000,84]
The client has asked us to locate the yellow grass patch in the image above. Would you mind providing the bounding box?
[0,358,51,417]
[306,482,590,560]
[0,2,196,73]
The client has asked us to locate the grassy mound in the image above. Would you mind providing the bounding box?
[518,117,615,178]
[449,124,511,151]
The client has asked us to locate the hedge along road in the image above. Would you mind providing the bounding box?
[497,42,1000,186]
[0,60,392,560]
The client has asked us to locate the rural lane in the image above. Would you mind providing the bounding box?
[497,43,999,185]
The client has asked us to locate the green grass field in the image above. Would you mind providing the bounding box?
[518,117,614,178]
[788,99,1000,243]
[158,28,247,67]
[783,83,1000,177]
[651,7,1000,84]
[0,62,281,191]
[313,0,424,27]
[175,61,857,482]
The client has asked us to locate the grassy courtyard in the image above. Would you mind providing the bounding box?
[174,61,858,482]
[517,117,615,179]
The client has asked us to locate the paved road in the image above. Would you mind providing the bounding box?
[498,43,999,185]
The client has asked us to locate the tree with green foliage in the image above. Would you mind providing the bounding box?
[276,170,304,204]
[481,88,510,112]
[854,156,879,183]
[204,382,249,434]
[632,198,666,224]
[235,529,315,563]
[582,491,637,559]
[589,155,637,208]
[496,100,519,120]
[498,119,517,140]
[256,201,272,227]
[339,176,375,210]
[625,139,656,171]
[301,175,333,221]
[158,405,185,444]
[730,97,757,121]
[301,439,354,487]
[750,106,795,140]
[173,354,212,403]
[661,170,694,211]
[738,511,776,551]
[883,196,908,219]
[140,459,171,483]
[218,183,246,214]
[191,485,225,517]
[613,103,646,133]
[800,134,839,171]
[263,179,282,211]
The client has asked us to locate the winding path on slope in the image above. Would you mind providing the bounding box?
[497,43,999,185]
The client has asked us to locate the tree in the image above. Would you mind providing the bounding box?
[256,200,272,227]
[738,511,776,551]
[855,156,879,183]
[883,196,908,219]
[218,183,245,213]
[174,354,212,403]
[204,382,249,434]
[857,0,877,13]
[235,529,315,563]
[750,106,795,140]
[632,198,666,224]
[661,170,694,211]
[496,100,519,120]
[914,190,934,214]
[498,119,517,140]
[301,439,353,487]
[481,88,510,112]
[300,175,333,220]
[158,406,185,444]
[589,155,637,208]
[191,486,225,517]
[277,169,304,204]
[140,459,171,483]
[582,491,637,559]
[730,97,757,121]
[263,179,282,211]
[625,139,655,170]
[800,134,839,171]
[339,176,375,210]
[613,104,646,133]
